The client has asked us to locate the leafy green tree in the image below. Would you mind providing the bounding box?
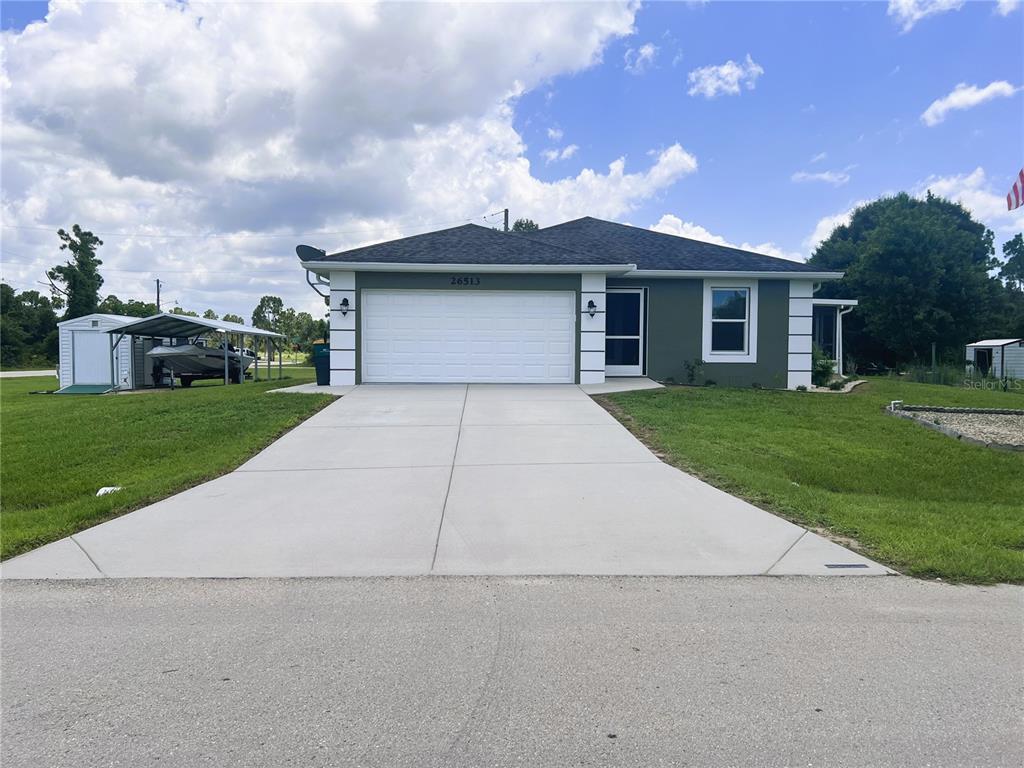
[251,295,285,331]
[46,225,104,319]
[98,295,158,318]
[1,283,59,366]
[221,313,245,325]
[810,192,1001,366]
[1001,233,1024,292]
[511,218,539,233]
[202,309,219,320]
[170,306,198,317]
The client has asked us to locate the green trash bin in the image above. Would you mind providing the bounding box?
[312,342,330,386]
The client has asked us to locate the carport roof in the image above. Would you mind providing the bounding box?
[105,313,284,339]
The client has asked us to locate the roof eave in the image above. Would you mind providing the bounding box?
[301,261,637,275]
[620,269,845,280]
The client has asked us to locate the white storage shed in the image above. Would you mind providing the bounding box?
[57,313,135,391]
[965,338,1024,380]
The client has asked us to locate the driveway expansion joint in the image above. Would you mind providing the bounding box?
[431,385,468,572]
[763,530,808,575]
[69,535,107,578]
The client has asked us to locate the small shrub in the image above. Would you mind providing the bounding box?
[828,380,845,391]
[795,385,808,392]
[812,344,834,387]
[703,379,716,387]
[751,382,762,389]
[683,358,706,385]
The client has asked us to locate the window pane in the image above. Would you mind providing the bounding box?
[712,289,747,320]
[606,292,641,336]
[711,321,746,352]
[606,338,640,366]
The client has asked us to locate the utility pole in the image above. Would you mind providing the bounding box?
[504,208,509,232]
[155,278,162,312]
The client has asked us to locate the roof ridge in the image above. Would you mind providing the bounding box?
[536,216,810,268]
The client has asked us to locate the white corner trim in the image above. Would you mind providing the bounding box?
[701,279,758,364]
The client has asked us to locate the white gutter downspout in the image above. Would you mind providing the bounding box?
[837,306,854,376]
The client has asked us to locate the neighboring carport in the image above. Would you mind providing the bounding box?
[106,313,286,389]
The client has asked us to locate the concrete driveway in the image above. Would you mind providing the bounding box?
[2,384,889,578]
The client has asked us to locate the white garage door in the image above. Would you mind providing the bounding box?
[72,331,112,384]
[362,290,576,383]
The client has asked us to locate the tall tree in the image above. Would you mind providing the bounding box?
[221,313,245,324]
[203,309,219,320]
[510,218,539,233]
[1001,233,1024,292]
[810,192,1000,366]
[46,225,104,319]
[251,295,285,331]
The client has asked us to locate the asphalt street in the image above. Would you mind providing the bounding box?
[2,576,1021,767]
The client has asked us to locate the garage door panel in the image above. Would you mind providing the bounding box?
[362,290,575,383]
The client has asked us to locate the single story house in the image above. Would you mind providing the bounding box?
[966,338,1024,379]
[297,217,856,389]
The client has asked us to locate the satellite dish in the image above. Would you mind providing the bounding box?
[296,244,326,261]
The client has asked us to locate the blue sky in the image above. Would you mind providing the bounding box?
[516,0,1023,256]
[0,1,1021,317]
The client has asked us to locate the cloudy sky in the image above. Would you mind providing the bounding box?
[1,0,1022,320]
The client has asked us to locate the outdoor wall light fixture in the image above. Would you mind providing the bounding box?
[340,298,350,316]
[586,299,597,318]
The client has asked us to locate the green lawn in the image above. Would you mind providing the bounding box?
[0,373,332,560]
[603,378,1024,584]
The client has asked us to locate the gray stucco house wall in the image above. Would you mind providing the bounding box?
[297,217,849,390]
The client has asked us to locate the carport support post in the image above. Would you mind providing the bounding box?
[224,332,229,385]
[277,340,282,380]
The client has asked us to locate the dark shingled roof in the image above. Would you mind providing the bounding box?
[310,223,626,266]
[527,217,822,273]
[302,217,824,273]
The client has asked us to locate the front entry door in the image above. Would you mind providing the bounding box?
[605,288,644,376]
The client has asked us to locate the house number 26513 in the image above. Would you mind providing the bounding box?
[450,276,481,286]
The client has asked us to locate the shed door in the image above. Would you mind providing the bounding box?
[72,331,112,384]
[361,290,575,383]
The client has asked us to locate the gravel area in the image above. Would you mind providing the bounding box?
[911,410,1024,446]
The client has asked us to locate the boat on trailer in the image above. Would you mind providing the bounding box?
[147,342,254,386]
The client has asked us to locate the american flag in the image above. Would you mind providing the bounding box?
[1008,168,1024,211]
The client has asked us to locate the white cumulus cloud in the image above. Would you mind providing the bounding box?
[915,167,1024,233]
[996,0,1020,15]
[687,54,764,99]
[803,202,871,254]
[887,0,963,33]
[0,1,703,317]
[624,43,658,75]
[651,214,803,262]
[921,81,1020,126]
[541,144,580,164]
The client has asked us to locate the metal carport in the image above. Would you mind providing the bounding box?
[105,313,286,390]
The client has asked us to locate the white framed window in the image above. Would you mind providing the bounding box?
[702,280,758,363]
